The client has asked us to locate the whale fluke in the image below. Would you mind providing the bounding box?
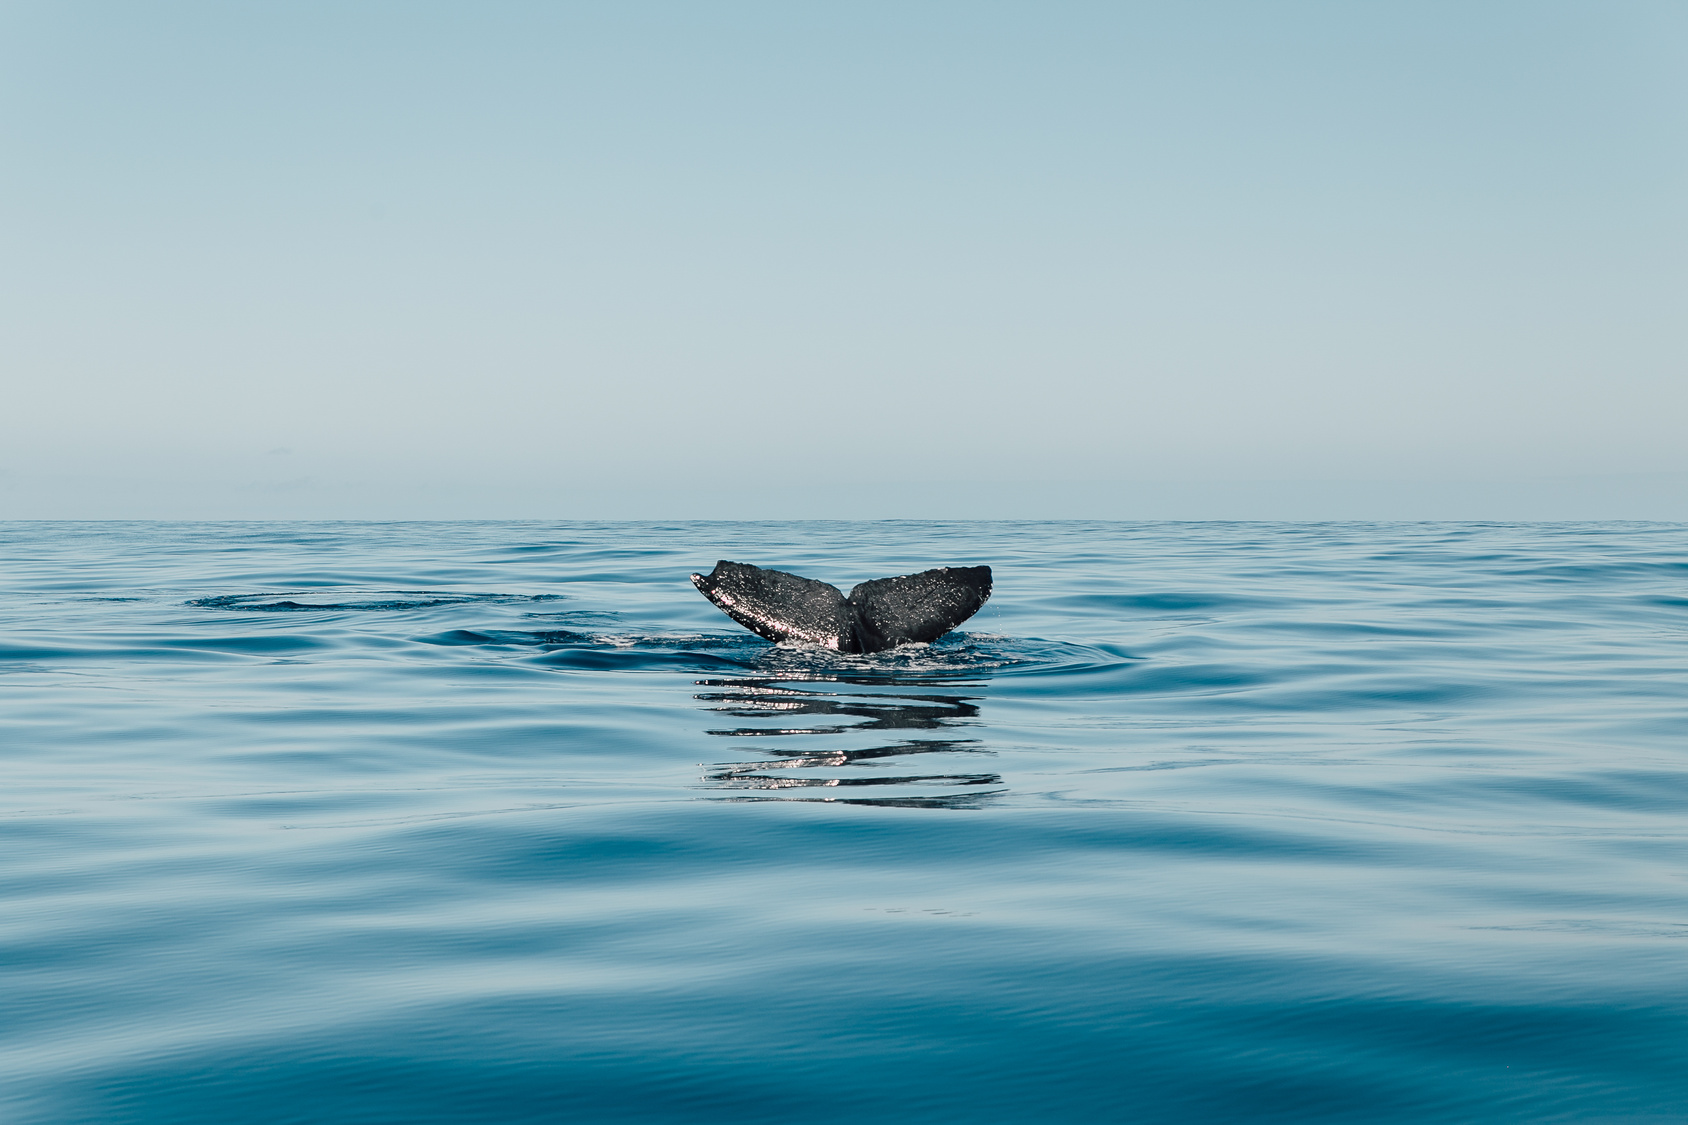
[690,561,992,654]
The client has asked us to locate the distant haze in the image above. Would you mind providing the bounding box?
[3,2,1683,519]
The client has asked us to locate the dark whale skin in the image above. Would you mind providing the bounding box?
[690,561,992,654]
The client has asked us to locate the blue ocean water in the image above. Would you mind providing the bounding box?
[3,520,1686,1124]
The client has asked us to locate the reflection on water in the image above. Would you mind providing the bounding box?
[695,675,1005,808]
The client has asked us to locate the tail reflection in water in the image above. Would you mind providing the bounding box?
[695,676,1005,808]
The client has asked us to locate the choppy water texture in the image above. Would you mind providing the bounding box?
[4,521,1687,1123]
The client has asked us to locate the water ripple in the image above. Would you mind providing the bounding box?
[4,520,1687,1124]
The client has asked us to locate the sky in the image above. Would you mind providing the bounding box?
[2,1,1684,520]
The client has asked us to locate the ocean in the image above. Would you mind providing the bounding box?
[3,520,1685,1123]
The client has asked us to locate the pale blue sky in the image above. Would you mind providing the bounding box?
[3,1,1683,519]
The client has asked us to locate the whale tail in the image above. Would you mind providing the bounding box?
[690,561,992,654]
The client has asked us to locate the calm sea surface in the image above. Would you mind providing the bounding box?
[3,521,1686,1123]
